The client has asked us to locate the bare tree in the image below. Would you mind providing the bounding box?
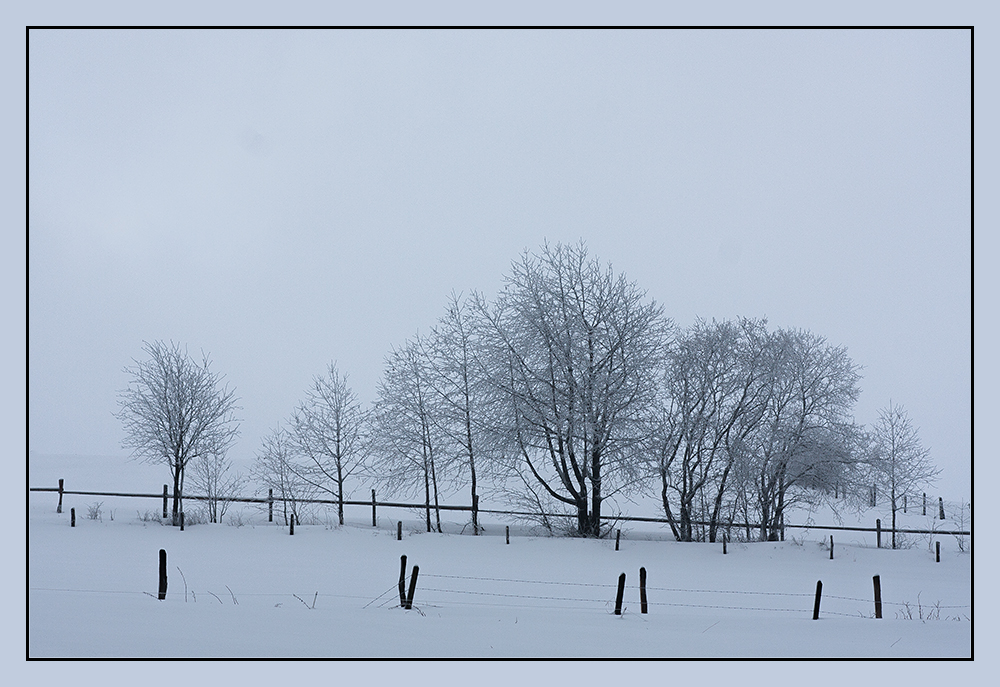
[251,427,314,527]
[475,242,670,537]
[117,340,240,525]
[288,363,368,526]
[188,451,246,524]
[869,401,940,549]
[745,328,862,541]
[371,338,446,533]
[652,318,771,542]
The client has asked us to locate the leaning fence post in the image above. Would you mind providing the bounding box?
[372,489,377,527]
[812,580,823,620]
[57,478,64,513]
[939,497,945,520]
[70,507,75,527]
[829,535,834,560]
[398,555,407,606]
[268,488,273,522]
[639,567,647,614]
[876,519,881,548]
[936,541,941,563]
[162,485,168,519]
[614,572,626,615]
[405,565,419,609]
[873,574,882,618]
[158,549,168,600]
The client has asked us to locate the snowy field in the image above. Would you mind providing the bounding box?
[28,455,971,661]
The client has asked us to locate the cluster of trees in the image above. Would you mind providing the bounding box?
[116,243,940,545]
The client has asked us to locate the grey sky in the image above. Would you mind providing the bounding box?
[28,29,971,496]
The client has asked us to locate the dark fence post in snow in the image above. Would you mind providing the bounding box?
[614,573,626,615]
[812,580,823,620]
[615,529,621,551]
[873,575,882,618]
[639,567,647,614]
[405,565,419,609]
[162,485,168,519]
[398,555,407,606]
[876,519,881,549]
[268,489,273,522]
[506,526,510,545]
[923,492,927,516]
[723,533,727,555]
[936,541,941,563]
[372,489,377,527]
[472,494,479,536]
[57,478,64,513]
[70,507,75,527]
[903,494,907,514]
[289,513,294,535]
[397,521,402,541]
[180,511,185,531]
[939,497,946,520]
[158,549,168,600]
[830,535,834,560]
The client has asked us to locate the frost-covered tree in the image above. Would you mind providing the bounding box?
[116,340,240,525]
[371,338,447,533]
[188,451,246,524]
[475,242,671,537]
[289,363,368,526]
[869,401,940,548]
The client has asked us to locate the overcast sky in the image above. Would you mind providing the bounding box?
[27,29,971,497]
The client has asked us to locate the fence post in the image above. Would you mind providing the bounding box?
[180,511,185,531]
[614,572,626,615]
[405,565,419,609]
[398,555,407,606]
[158,549,168,600]
[162,485,168,519]
[397,521,402,541]
[873,575,882,618]
[812,580,823,620]
[472,494,479,536]
[903,494,907,514]
[289,513,294,535]
[639,567,647,614]
[268,489,273,522]
[939,497,945,520]
[57,478,64,513]
[923,492,926,516]
[372,489,377,527]
[723,532,727,555]
[876,519,881,549]
[936,541,941,563]
[830,535,834,560]
[70,507,75,527]
[506,525,509,545]
[615,529,621,551]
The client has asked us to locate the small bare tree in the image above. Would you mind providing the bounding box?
[869,401,940,549]
[288,363,368,526]
[252,427,314,527]
[188,451,246,524]
[116,340,240,525]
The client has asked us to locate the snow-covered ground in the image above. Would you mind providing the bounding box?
[28,455,971,660]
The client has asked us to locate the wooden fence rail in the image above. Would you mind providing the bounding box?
[28,483,972,537]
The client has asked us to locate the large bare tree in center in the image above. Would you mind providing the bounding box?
[477,242,670,537]
[116,340,240,525]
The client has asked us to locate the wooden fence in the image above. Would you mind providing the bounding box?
[28,479,972,538]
